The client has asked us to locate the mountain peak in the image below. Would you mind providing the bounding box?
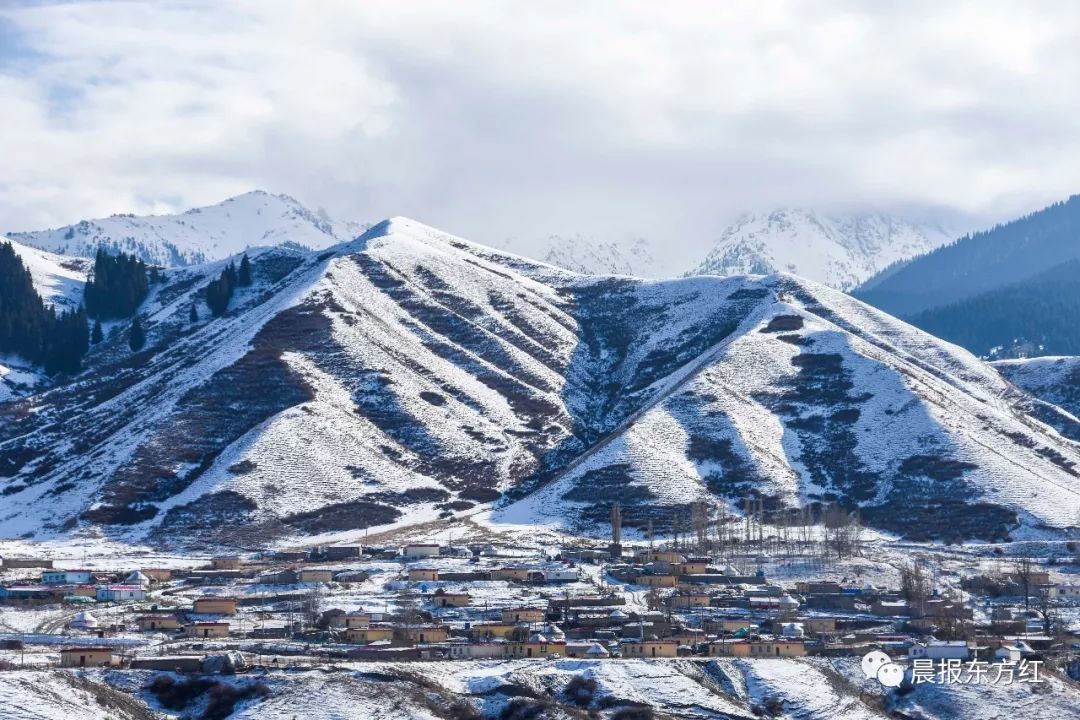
[9,192,367,267]
[688,208,955,291]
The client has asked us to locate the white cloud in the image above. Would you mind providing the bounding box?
[2,0,1080,255]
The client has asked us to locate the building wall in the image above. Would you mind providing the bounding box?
[60,650,114,667]
[193,598,238,615]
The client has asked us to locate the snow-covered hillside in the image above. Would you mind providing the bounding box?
[9,191,365,267]
[1,218,1078,546]
[498,234,671,277]
[996,356,1080,414]
[4,235,88,311]
[689,209,954,291]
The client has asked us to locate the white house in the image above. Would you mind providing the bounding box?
[541,567,580,583]
[1049,584,1080,600]
[42,569,95,585]
[908,640,972,661]
[995,645,1023,662]
[402,544,441,559]
[96,584,146,602]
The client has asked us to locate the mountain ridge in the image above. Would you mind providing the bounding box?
[8,190,367,267]
[688,209,955,291]
[1,217,1078,548]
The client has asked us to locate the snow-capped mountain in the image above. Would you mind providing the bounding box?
[1,218,1078,546]
[689,209,955,291]
[8,190,366,267]
[499,234,670,277]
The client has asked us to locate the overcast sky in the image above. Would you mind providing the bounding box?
[3,1,1080,255]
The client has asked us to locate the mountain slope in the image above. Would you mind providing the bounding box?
[995,356,1080,425]
[856,195,1080,317]
[1,218,1079,547]
[689,210,953,291]
[906,259,1080,359]
[9,191,364,267]
[4,235,88,311]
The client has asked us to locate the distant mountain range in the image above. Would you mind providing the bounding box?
[8,190,367,267]
[854,195,1080,358]
[498,234,670,278]
[856,195,1080,317]
[688,209,955,291]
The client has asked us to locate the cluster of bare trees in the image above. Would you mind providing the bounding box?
[663,498,864,565]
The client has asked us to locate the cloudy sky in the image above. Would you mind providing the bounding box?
[2,1,1080,254]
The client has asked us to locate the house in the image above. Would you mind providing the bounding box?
[1006,570,1052,587]
[59,647,115,668]
[445,640,505,659]
[96,584,146,602]
[709,639,807,657]
[192,597,238,615]
[315,545,362,561]
[501,607,546,624]
[261,569,299,585]
[403,544,441,559]
[634,549,685,565]
[0,585,56,606]
[541,567,580,583]
[669,592,711,609]
[679,558,710,575]
[505,633,567,658]
[408,568,439,582]
[42,569,95,585]
[210,556,241,570]
[871,599,911,617]
[995,645,1023,662]
[129,656,204,672]
[330,612,371,630]
[909,641,972,661]
[638,574,678,588]
[1049,584,1080,600]
[395,625,450,645]
[470,622,518,639]
[704,618,755,634]
[492,566,533,582]
[298,568,334,583]
[136,614,181,631]
[345,625,395,644]
[431,590,470,608]
[795,581,845,595]
[186,621,230,638]
[620,638,678,658]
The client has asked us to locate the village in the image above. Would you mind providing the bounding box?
[1,506,1080,690]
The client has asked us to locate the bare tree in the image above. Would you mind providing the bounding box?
[900,561,932,606]
[1014,558,1035,611]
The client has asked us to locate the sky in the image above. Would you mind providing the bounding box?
[2,0,1080,257]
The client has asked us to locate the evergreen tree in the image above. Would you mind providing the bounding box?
[128,316,146,352]
[189,303,199,322]
[0,241,89,374]
[204,262,238,317]
[91,319,104,344]
[84,248,150,319]
[238,254,252,286]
